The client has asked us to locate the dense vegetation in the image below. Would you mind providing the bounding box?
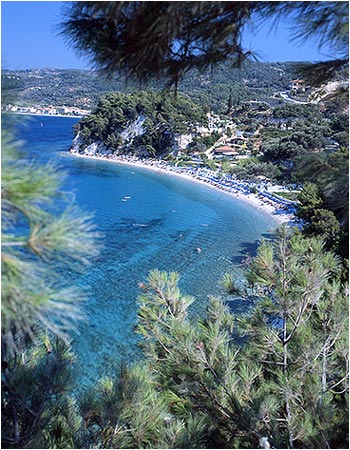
[293,149,349,259]
[224,100,349,261]
[2,60,299,113]
[74,91,207,156]
[2,96,348,449]
[60,1,348,93]
[2,228,348,448]
[1,131,99,448]
[178,60,299,113]
[1,68,125,108]
[2,1,348,448]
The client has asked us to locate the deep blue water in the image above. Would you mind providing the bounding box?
[11,115,277,390]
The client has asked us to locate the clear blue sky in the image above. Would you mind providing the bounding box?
[1,1,89,70]
[1,1,340,70]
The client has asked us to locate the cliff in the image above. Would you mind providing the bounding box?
[70,91,207,158]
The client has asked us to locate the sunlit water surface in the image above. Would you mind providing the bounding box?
[12,115,277,390]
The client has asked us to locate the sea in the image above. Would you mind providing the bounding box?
[9,114,277,391]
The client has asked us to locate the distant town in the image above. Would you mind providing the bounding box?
[2,103,90,118]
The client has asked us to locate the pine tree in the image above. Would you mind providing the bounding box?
[238,226,348,448]
[226,89,233,114]
[1,129,99,448]
[81,228,348,449]
[60,2,348,90]
[1,334,82,448]
[2,130,99,351]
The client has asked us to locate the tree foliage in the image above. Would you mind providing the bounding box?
[75,91,206,156]
[61,1,259,89]
[60,1,349,90]
[294,150,349,225]
[66,228,348,449]
[2,131,99,351]
[1,129,99,448]
[239,226,348,448]
[272,103,321,121]
[1,335,80,449]
[261,122,328,162]
[294,151,349,258]
[230,158,282,181]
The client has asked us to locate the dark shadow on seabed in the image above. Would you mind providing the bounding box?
[10,115,279,392]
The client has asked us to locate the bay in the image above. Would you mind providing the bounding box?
[12,114,277,390]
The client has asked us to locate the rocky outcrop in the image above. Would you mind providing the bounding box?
[70,131,83,154]
[70,132,112,157]
[120,115,146,143]
[309,80,349,103]
[71,116,149,156]
[69,91,208,157]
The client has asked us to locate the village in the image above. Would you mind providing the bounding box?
[173,77,340,166]
[3,76,342,166]
[1,103,90,117]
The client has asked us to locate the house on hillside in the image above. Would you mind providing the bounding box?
[289,79,310,96]
[228,132,249,146]
[212,145,239,160]
[290,79,305,89]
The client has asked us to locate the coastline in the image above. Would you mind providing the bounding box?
[69,152,297,226]
[8,112,83,119]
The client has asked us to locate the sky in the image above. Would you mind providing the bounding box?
[1,1,90,70]
[1,1,342,70]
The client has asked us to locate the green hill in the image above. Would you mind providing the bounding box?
[2,60,300,112]
[72,91,207,157]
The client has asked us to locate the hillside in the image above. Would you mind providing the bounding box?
[71,91,207,158]
[2,60,300,112]
[179,60,300,112]
[1,68,126,108]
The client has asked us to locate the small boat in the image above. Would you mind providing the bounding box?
[40,122,44,127]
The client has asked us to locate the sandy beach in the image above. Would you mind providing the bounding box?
[69,152,297,226]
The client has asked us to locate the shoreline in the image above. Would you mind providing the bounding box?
[69,152,297,226]
[7,112,83,119]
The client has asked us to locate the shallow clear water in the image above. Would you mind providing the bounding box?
[12,115,277,390]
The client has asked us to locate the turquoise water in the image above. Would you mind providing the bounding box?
[13,115,277,390]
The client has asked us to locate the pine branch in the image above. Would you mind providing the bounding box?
[284,295,309,344]
[327,372,349,392]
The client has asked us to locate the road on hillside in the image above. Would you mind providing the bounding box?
[279,91,310,104]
